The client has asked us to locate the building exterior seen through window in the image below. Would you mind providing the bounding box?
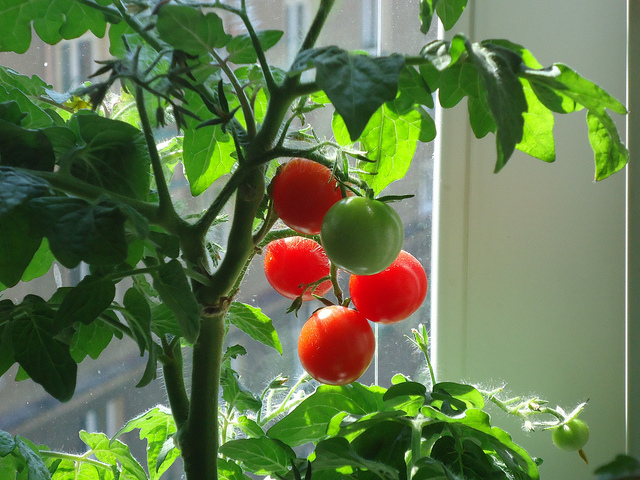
[0,2,435,477]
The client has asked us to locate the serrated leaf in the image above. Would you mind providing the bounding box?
[0,167,52,216]
[16,437,50,480]
[70,114,151,201]
[54,275,116,330]
[267,383,385,447]
[422,407,540,480]
[7,296,76,401]
[419,0,437,34]
[516,78,555,162]
[182,91,236,196]
[20,238,54,283]
[0,208,41,287]
[587,110,628,181]
[523,63,627,180]
[70,319,115,363]
[227,30,283,64]
[0,0,108,53]
[236,416,264,439]
[112,406,179,480]
[333,101,424,195]
[0,431,14,457]
[464,40,527,172]
[26,197,128,268]
[436,0,468,31]
[0,119,56,171]
[151,259,201,343]
[156,5,231,56]
[218,437,295,476]
[80,431,147,480]
[221,364,262,414]
[313,437,399,480]
[217,458,246,480]
[315,51,405,141]
[227,302,281,354]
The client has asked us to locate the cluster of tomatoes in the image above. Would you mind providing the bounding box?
[262,158,428,386]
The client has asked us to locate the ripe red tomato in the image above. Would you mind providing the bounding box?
[349,250,427,324]
[272,157,343,235]
[298,305,375,385]
[263,236,332,301]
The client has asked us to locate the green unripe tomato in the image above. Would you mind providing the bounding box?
[320,196,404,275]
[551,418,590,452]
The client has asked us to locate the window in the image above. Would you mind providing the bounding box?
[285,1,308,65]
[361,0,380,54]
[0,0,435,470]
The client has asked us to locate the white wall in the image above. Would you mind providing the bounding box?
[432,1,628,478]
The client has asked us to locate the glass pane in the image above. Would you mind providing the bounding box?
[0,2,436,477]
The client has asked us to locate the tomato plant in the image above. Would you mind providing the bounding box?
[272,157,344,235]
[263,236,332,301]
[552,418,590,452]
[349,250,427,323]
[297,305,375,385]
[321,196,404,275]
[0,0,628,479]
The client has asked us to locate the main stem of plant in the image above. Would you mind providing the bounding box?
[179,167,266,480]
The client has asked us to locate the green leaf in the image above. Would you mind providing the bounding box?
[431,382,485,411]
[156,5,231,56]
[236,416,265,439]
[436,0,469,31]
[516,78,555,163]
[0,167,52,216]
[112,406,179,480]
[151,259,201,343]
[150,303,183,338]
[0,120,56,171]
[218,437,295,476]
[70,320,115,363]
[227,30,284,64]
[182,91,236,196]
[422,407,540,480]
[217,458,246,480]
[54,275,116,330]
[0,68,66,128]
[396,65,434,110]
[315,51,405,141]
[419,0,437,34]
[0,431,15,457]
[221,364,262,414]
[20,238,55,283]
[69,114,151,201]
[27,197,128,268]
[431,436,497,479]
[7,296,76,401]
[0,0,108,53]
[587,111,628,181]
[383,381,427,416]
[333,101,425,195]
[0,208,41,287]
[80,431,147,480]
[464,40,527,173]
[227,302,282,354]
[267,383,386,447]
[522,63,628,180]
[15,437,50,480]
[594,454,640,479]
[312,437,399,480]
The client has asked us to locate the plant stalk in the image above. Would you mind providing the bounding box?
[180,310,226,480]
